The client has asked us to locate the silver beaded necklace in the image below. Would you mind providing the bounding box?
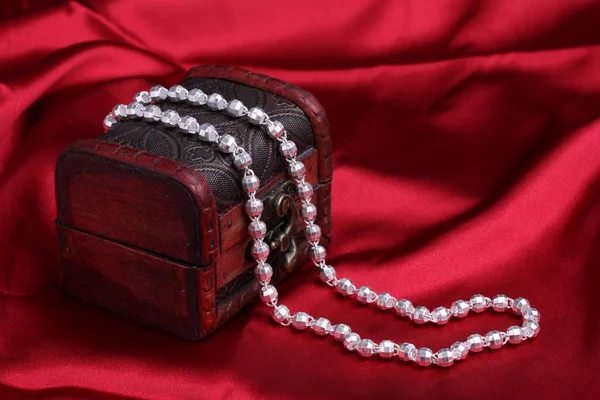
[103,84,541,367]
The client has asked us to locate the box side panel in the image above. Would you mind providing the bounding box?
[59,225,201,340]
[55,141,219,266]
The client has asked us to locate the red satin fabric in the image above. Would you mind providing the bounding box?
[1,1,600,399]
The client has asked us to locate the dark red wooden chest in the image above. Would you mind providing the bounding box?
[55,65,332,340]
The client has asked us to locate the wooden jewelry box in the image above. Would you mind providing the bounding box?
[55,65,332,340]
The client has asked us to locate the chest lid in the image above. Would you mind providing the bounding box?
[56,65,332,267]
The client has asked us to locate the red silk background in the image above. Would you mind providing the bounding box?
[1,0,600,398]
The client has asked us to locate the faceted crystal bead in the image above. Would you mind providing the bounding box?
[260,285,278,304]
[378,340,396,359]
[470,294,488,313]
[188,88,208,105]
[376,292,396,310]
[103,114,116,131]
[485,330,504,349]
[254,263,273,283]
[218,134,237,153]
[319,265,336,283]
[301,203,317,221]
[522,321,540,338]
[292,312,311,330]
[126,102,145,118]
[431,307,450,325]
[167,85,188,102]
[112,104,128,120]
[336,278,356,296]
[305,224,321,243]
[437,348,454,367]
[251,241,270,261]
[523,307,541,322]
[512,297,530,315]
[279,141,298,158]
[161,110,181,127]
[288,161,306,179]
[415,348,433,367]
[186,118,200,134]
[357,339,376,357]
[309,245,326,263]
[412,306,430,324]
[466,334,485,352]
[247,107,267,125]
[207,93,227,110]
[248,220,267,239]
[356,286,377,304]
[451,299,470,318]
[267,120,286,139]
[450,341,469,360]
[149,85,168,102]
[143,105,162,122]
[255,265,273,284]
[343,332,361,351]
[242,174,260,194]
[178,116,197,133]
[507,325,524,344]
[297,182,314,200]
[332,324,351,342]
[233,150,252,169]
[198,123,219,142]
[398,343,417,362]
[134,91,151,105]
[226,99,246,117]
[311,317,332,336]
[272,305,290,323]
[492,294,510,312]
[245,198,263,217]
[395,299,414,317]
